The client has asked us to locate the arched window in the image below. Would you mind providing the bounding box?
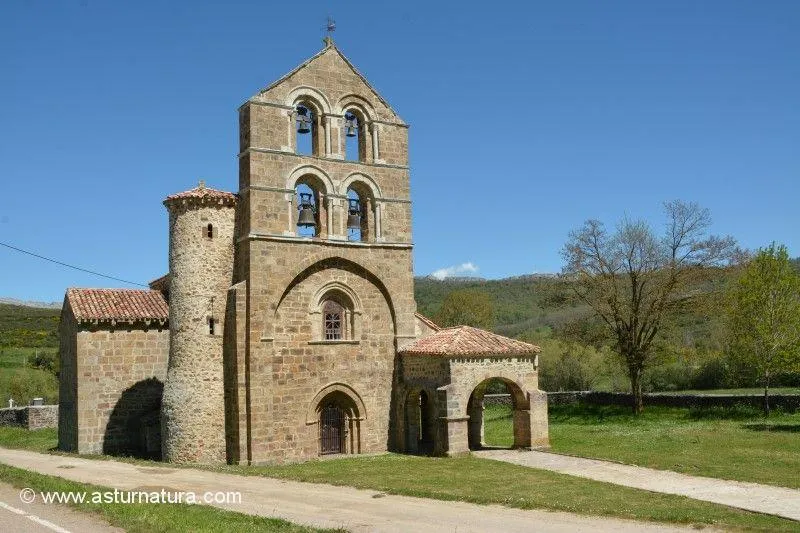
[295,178,326,238]
[346,182,374,242]
[323,300,345,340]
[343,110,367,162]
[312,286,359,342]
[295,103,320,156]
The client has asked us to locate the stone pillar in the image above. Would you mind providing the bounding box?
[324,115,332,156]
[529,390,550,448]
[467,397,484,450]
[371,122,379,162]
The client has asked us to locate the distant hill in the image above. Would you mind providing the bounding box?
[0,298,60,309]
[414,269,729,351]
[0,303,60,348]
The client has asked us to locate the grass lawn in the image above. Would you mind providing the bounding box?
[1,428,798,531]
[0,463,339,532]
[655,388,800,396]
[485,402,800,489]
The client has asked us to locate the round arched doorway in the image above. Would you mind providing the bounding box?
[312,387,364,456]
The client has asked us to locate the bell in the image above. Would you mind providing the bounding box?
[297,193,316,228]
[347,212,361,230]
[344,113,358,137]
[296,107,312,134]
[297,206,316,227]
[347,198,361,230]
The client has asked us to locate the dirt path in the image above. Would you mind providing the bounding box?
[476,449,800,522]
[0,447,701,533]
[0,481,123,533]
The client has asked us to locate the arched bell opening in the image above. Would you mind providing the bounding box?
[343,108,368,162]
[294,101,323,156]
[345,182,374,242]
[294,175,327,238]
[467,377,528,450]
[404,388,436,455]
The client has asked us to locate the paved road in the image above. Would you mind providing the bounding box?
[0,447,700,533]
[0,481,122,533]
[476,449,800,522]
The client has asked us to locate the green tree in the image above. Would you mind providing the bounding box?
[726,243,800,415]
[434,289,494,329]
[562,201,736,414]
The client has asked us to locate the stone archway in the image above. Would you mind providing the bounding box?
[404,388,436,455]
[467,377,530,451]
[307,383,365,455]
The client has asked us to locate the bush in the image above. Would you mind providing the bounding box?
[7,371,58,405]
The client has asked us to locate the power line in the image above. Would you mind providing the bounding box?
[0,240,148,287]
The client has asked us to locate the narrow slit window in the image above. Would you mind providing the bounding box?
[206,223,214,238]
[209,317,215,335]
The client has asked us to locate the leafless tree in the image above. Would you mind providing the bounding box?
[562,201,737,414]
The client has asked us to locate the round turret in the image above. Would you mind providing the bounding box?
[161,181,236,463]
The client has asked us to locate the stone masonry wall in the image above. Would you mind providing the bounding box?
[70,326,168,455]
[0,405,58,430]
[162,200,235,464]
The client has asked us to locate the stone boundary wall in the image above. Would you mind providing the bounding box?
[0,405,59,430]
[550,391,800,412]
[483,392,800,412]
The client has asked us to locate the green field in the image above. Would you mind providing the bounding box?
[485,403,800,489]
[1,424,799,531]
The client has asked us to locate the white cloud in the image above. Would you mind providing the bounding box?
[430,262,479,280]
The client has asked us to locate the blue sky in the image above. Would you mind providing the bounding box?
[1,1,798,302]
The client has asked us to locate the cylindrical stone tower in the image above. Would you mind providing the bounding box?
[161,181,236,463]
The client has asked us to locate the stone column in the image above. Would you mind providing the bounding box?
[467,397,484,450]
[371,122,379,161]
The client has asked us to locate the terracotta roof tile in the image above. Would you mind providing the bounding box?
[164,182,237,206]
[400,325,539,357]
[414,312,441,332]
[148,274,170,292]
[66,288,169,324]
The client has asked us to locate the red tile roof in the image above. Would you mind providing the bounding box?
[148,274,170,292]
[414,312,441,332]
[400,325,540,357]
[66,288,169,324]
[164,181,237,206]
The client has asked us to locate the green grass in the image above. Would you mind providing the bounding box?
[0,426,57,452]
[2,429,796,531]
[0,463,339,533]
[658,388,800,396]
[219,455,798,531]
[545,403,800,489]
[0,365,58,405]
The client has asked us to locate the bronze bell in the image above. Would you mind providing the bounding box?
[347,198,361,230]
[296,107,312,134]
[297,193,316,228]
[344,112,358,138]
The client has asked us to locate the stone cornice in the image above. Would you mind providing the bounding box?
[238,147,409,171]
[239,232,413,249]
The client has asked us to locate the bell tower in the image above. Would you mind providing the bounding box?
[228,40,417,463]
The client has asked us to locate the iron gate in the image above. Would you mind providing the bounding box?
[320,403,345,454]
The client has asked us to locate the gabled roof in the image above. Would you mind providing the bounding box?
[400,326,540,357]
[164,181,237,207]
[148,274,170,293]
[255,41,405,124]
[414,312,441,332]
[66,288,169,324]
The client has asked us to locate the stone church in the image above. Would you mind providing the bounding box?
[58,41,549,464]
